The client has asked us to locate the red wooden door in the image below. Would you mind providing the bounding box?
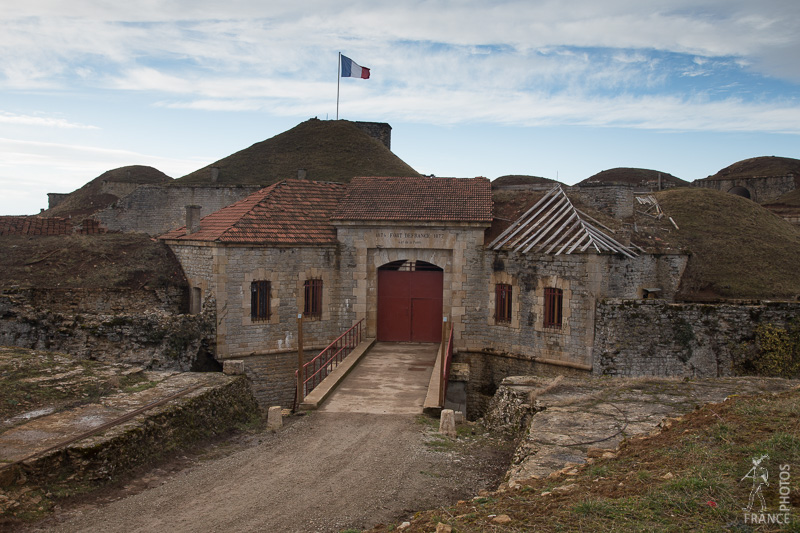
[378,269,443,342]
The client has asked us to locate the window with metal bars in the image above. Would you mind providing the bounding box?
[304,279,323,318]
[495,283,513,323]
[544,287,563,328]
[250,280,270,321]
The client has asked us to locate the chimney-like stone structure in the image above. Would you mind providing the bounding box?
[297,169,307,180]
[186,205,202,234]
[353,121,392,150]
[210,167,220,183]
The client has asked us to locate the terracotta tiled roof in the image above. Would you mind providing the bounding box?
[159,180,346,244]
[0,216,107,236]
[332,176,493,222]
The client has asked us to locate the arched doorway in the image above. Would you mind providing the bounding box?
[728,186,751,199]
[377,260,443,342]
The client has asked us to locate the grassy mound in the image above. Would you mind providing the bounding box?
[579,167,688,187]
[175,118,419,185]
[492,175,561,188]
[43,166,172,219]
[0,234,187,290]
[656,188,800,300]
[705,156,800,182]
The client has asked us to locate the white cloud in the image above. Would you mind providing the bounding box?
[0,111,98,129]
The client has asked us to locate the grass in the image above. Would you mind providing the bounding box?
[176,118,420,185]
[368,387,800,532]
[656,187,800,300]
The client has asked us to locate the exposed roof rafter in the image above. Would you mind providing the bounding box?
[489,185,637,258]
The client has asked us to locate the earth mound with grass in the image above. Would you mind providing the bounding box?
[579,167,688,188]
[491,175,561,188]
[0,234,187,290]
[43,166,172,219]
[175,118,420,186]
[704,155,800,182]
[656,188,800,300]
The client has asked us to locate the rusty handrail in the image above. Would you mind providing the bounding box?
[298,319,364,400]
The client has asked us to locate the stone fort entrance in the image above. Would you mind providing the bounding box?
[377,260,443,342]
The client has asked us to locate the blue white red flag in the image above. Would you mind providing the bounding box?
[341,55,370,79]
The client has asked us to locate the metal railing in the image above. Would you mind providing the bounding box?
[298,319,364,400]
[439,323,454,407]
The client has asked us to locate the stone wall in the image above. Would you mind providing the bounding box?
[454,351,586,420]
[694,175,796,204]
[98,185,261,235]
[212,245,350,359]
[573,183,635,219]
[353,121,392,150]
[459,250,685,370]
[0,288,215,370]
[240,350,320,409]
[593,299,800,378]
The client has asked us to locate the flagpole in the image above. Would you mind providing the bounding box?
[336,52,341,120]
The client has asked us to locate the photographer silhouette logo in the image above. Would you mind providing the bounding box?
[741,454,793,525]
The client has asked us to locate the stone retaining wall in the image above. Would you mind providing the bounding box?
[593,299,800,378]
[0,289,215,370]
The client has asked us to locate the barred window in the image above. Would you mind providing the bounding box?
[304,279,323,317]
[544,287,563,328]
[495,283,513,323]
[250,280,270,321]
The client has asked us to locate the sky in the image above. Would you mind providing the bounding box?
[1,1,799,216]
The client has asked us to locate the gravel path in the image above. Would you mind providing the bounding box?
[30,412,509,533]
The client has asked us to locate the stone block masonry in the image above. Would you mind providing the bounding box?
[593,299,800,378]
[98,185,262,236]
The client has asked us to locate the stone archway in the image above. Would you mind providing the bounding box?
[728,186,751,199]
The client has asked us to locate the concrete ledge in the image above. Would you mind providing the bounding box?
[0,373,259,488]
[422,344,444,415]
[298,338,376,410]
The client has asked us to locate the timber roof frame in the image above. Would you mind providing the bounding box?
[488,185,637,258]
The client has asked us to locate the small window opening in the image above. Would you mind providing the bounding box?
[251,280,270,321]
[544,287,563,328]
[304,279,323,317]
[495,283,513,323]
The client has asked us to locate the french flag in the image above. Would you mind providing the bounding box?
[341,55,370,79]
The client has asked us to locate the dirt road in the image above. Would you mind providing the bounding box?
[29,412,510,533]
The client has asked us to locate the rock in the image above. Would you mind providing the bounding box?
[222,360,245,375]
[267,406,282,430]
[552,483,577,494]
[493,514,512,524]
[587,447,614,458]
[662,472,674,480]
[436,523,453,532]
[439,409,456,437]
[397,521,411,530]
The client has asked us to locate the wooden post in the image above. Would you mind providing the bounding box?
[439,316,448,406]
[296,313,304,407]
